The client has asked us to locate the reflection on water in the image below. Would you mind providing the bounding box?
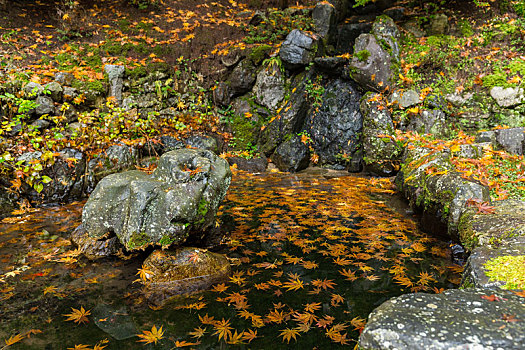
[0,170,462,349]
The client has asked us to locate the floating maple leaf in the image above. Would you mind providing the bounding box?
[136,325,164,345]
[279,328,300,343]
[63,306,91,324]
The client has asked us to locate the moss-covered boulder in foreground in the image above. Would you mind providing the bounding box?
[360,288,525,350]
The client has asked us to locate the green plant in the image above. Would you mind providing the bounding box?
[354,49,370,62]
[305,75,325,111]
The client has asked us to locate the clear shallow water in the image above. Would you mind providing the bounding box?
[0,170,461,349]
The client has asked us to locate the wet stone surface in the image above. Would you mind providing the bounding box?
[360,288,525,350]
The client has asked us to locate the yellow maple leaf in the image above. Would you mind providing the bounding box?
[136,325,164,345]
[63,306,91,324]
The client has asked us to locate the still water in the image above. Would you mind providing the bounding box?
[0,170,461,349]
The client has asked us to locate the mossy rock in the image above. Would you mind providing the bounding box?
[458,199,525,251]
[142,248,231,305]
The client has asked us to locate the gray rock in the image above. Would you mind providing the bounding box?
[313,56,349,76]
[360,288,525,350]
[279,29,318,69]
[361,92,401,176]
[229,59,256,97]
[62,86,78,101]
[122,96,135,110]
[306,79,363,171]
[475,130,496,143]
[494,127,525,155]
[35,95,54,116]
[428,13,449,35]
[248,10,266,26]
[104,64,125,104]
[336,22,372,54]
[313,1,337,41]
[391,89,421,108]
[82,149,232,251]
[272,135,310,173]
[185,134,219,154]
[41,148,86,201]
[490,86,525,108]
[445,92,473,107]
[44,81,63,102]
[371,15,400,59]
[349,33,394,92]
[407,109,450,138]
[383,6,407,21]
[86,144,138,191]
[54,72,74,85]
[227,157,268,173]
[92,304,137,340]
[253,61,285,111]
[71,224,122,260]
[402,19,426,38]
[160,135,185,153]
[213,82,231,107]
[23,82,43,99]
[30,119,51,130]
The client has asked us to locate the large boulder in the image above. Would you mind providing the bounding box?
[360,288,525,350]
[279,29,319,70]
[306,79,363,171]
[272,135,310,173]
[142,248,231,304]
[253,60,285,112]
[82,149,232,251]
[361,92,402,176]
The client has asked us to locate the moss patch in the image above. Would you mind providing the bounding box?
[484,255,525,289]
[127,232,149,250]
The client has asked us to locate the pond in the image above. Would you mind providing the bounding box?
[0,169,462,349]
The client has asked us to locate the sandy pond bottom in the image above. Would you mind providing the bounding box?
[0,170,462,349]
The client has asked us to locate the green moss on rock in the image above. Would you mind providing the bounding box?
[484,255,525,289]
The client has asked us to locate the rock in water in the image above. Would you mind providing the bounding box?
[82,148,232,251]
[142,248,231,304]
[360,288,525,350]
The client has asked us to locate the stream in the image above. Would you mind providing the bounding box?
[0,169,462,349]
